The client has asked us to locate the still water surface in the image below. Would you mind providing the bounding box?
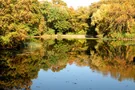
[0,39,135,90]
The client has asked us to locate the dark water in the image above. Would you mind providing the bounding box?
[0,39,135,90]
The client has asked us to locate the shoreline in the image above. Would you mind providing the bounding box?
[28,35,135,40]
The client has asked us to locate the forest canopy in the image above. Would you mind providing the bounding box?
[0,0,135,48]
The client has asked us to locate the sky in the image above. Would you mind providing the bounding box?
[63,0,100,9]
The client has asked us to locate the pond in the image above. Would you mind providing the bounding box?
[0,39,135,90]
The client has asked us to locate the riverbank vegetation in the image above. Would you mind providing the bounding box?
[1,0,135,48]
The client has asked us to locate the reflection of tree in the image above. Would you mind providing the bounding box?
[0,39,89,89]
[0,41,44,90]
[67,39,90,66]
[41,40,72,72]
[1,39,135,89]
[88,40,135,81]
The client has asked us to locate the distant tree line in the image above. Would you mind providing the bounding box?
[0,0,135,48]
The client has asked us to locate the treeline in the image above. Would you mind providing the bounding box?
[1,0,135,48]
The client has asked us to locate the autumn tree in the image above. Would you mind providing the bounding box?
[0,0,46,48]
[67,7,90,34]
[89,0,135,38]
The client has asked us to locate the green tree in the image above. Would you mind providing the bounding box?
[40,1,71,34]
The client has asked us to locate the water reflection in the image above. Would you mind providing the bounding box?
[88,40,135,82]
[0,39,135,90]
